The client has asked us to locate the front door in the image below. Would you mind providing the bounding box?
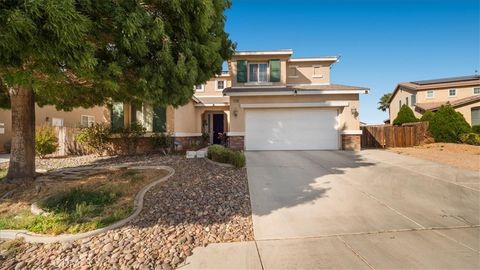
[212,114,225,144]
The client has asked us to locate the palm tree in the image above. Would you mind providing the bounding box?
[378,93,392,112]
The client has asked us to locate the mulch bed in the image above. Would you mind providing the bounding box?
[0,154,254,270]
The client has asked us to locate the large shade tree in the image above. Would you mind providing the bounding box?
[0,0,234,182]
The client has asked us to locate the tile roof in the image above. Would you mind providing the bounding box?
[415,95,480,111]
[193,96,229,106]
[223,84,369,94]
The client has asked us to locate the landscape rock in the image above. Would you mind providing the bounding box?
[0,154,253,269]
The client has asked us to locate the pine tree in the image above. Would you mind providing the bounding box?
[0,0,234,182]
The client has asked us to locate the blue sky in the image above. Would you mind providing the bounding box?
[225,0,480,124]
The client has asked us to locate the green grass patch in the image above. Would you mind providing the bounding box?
[0,168,163,235]
[0,168,6,181]
[0,189,127,235]
[120,169,145,182]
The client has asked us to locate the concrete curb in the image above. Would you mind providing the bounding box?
[204,157,236,168]
[0,165,175,244]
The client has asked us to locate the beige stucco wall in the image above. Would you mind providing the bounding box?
[456,101,480,125]
[194,75,231,97]
[286,61,332,85]
[172,100,229,135]
[389,87,420,120]
[229,94,360,133]
[390,85,480,124]
[229,55,290,87]
[0,105,107,153]
[416,86,479,103]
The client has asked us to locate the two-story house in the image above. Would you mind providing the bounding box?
[224,49,368,151]
[388,75,480,126]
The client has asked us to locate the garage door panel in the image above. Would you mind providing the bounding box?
[245,108,339,151]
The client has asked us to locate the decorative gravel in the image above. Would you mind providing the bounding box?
[0,154,253,270]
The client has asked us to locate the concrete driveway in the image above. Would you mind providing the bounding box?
[181,150,480,269]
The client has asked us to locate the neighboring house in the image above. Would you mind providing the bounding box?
[224,49,368,151]
[388,75,480,125]
[0,105,107,153]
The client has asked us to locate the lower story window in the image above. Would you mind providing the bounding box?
[81,115,95,127]
[153,106,166,132]
[110,102,124,131]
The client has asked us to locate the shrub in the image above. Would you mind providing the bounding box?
[200,132,210,146]
[207,145,245,168]
[35,125,58,158]
[119,122,146,154]
[153,132,173,154]
[229,151,246,168]
[393,105,418,125]
[420,111,435,122]
[75,123,111,155]
[429,105,471,143]
[459,133,480,146]
[472,125,480,134]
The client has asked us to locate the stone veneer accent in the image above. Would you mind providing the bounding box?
[228,136,245,150]
[173,136,201,150]
[341,134,361,151]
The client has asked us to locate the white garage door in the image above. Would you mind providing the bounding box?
[245,108,339,151]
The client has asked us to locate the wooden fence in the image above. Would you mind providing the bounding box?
[361,122,429,148]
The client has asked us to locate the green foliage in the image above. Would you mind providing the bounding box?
[200,132,210,146]
[459,133,480,146]
[153,132,174,151]
[472,125,480,134]
[207,145,246,168]
[420,111,435,122]
[378,93,392,112]
[0,168,6,181]
[35,125,58,158]
[41,189,118,215]
[119,122,146,154]
[0,1,234,110]
[429,105,472,143]
[75,123,111,155]
[393,105,419,125]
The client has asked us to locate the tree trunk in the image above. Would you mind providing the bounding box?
[6,87,36,183]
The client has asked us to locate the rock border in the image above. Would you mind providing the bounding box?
[0,165,175,244]
[204,157,236,168]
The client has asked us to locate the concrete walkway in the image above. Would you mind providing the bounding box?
[180,150,480,269]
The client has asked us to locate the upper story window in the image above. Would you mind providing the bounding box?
[249,63,268,82]
[426,90,435,99]
[312,65,322,78]
[448,89,456,97]
[474,87,480,95]
[81,115,95,127]
[194,84,204,92]
[216,80,226,91]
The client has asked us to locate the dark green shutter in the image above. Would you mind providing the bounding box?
[270,59,281,82]
[111,102,124,132]
[153,106,166,132]
[472,107,480,126]
[237,60,247,83]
